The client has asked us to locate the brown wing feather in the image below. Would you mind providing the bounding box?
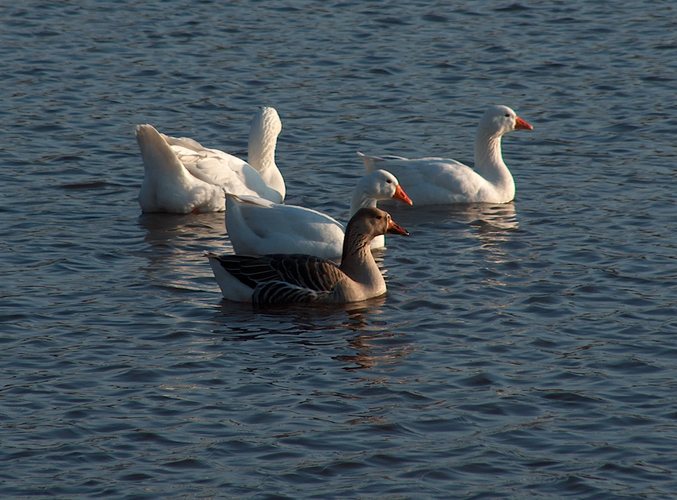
[210,254,345,292]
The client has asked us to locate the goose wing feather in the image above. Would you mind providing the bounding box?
[253,281,328,305]
[162,133,270,194]
[211,254,344,292]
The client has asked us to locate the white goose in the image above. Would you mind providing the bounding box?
[136,106,284,214]
[358,105,533,205]
[225,169,413,259]
[207,207,409,305]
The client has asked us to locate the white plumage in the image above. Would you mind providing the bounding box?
[225,169,412,259]
[358,105,533,205]
[136,107,284,213]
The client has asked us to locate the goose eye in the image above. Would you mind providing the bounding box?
[386,179,392,184]
[504,113,511,118]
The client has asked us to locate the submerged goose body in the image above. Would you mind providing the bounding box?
[358,105,533,205]
[207,207,409,305]
[137,107,284,213]
[225,169,412,259]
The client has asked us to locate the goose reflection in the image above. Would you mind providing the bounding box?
[212,294,389,338]
[391,201,518,261]
[138,212,227,292]
[212,294,413,370]
[139,212,227,247]
[462,202,519,263]
[335,332,414,371]
[336,298,415,370]
[444,203,520,289]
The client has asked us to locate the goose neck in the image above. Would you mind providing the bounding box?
[248,135,277,174]
[340,231,381,284]
[349,190,377,218]
[248,134,285,199]
[474,132,512,187]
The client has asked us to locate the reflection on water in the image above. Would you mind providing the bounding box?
[337,331,414,371]
[464,202,519,264]
[464,202,519,232]
[213,294,414,371]
[138,212,227,248]
[453,202,520,290]
[336,297,410,371]
[213,295,390,337]
[137,212,228,292]
[436,201,518,237]
[385,201,518,266]
[6,0,677,495]
[381,200,517,232]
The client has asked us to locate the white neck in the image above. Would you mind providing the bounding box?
[474,130,515,200]
[349,190,377,217]
[248,126,285,200]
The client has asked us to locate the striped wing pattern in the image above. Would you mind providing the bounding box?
[253,281,325,305]
[212,254,345,305]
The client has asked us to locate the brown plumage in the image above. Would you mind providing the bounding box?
[207,207,408,305]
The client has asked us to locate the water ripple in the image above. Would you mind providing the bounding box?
[2,0,677,498]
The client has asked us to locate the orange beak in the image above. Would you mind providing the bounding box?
[393,184,414,206]
[515,116,534,131]
[387,218,409,236]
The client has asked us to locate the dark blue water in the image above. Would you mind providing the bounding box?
[2,1,676,497]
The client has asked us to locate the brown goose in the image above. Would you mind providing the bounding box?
[206,207,409,305]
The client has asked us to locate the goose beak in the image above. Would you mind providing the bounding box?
[515,116,534,131]
[393,184,414,206]
[387,218,409,236]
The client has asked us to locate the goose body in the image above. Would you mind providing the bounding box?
[225,170,412,259]
[207,207,409,305]
[136,107,284,213]
[358,105,533,205]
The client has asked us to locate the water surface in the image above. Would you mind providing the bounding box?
[1,1,676,497]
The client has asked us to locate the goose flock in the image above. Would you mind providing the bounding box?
[136,105,533,306]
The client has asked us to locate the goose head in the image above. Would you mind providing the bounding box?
[248,106,285,200]
[250,106,282,141]
[353,169,413,212]
[248,106,283,163]
[347,207,409,242]
[480,105,534,139]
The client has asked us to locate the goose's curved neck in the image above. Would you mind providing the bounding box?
[340,228,382,286]
[349,189,377,218]
[474,130,514,197]
[248,128,285,199]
